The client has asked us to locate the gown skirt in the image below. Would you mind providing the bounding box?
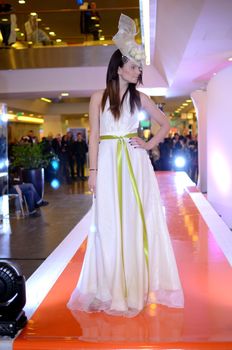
[67,134,184,317]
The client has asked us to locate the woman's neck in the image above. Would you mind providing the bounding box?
[119,77,129,98]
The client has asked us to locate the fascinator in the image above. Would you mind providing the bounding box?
[112,14,146,67]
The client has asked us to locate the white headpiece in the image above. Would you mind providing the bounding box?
[112,14,146,67]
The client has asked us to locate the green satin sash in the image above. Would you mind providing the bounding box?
[100,133,149,296]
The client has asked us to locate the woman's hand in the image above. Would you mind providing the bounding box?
[88,171,97,195]
[129,137,151,151]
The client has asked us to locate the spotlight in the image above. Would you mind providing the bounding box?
[0,261,27,338]
[138,111,146,121]
[51,159,60,171]
[51,179,60,189]
[174,156,186,169]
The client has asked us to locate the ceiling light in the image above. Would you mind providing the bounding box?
[1,18,8,22]
[17,116,44,124]
[56,39,62,42]
[61,92,69,97]
[18,0,26,3]
[49,32,56,36]
[228,57,232,61]
[41,97,52,103]
[36,18,42,22]
[45,27,50,30]
[15,28,20,32]
[7,114,15,121]
[186,99,192,103]
[213,72,217,76]
[182,103,188,106]
[30,12,37,16]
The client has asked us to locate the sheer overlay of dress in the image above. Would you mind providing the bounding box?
[67,95,184,317]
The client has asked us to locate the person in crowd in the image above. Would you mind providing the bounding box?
[149,143,160,170]
[66,131,75,181]
[158,137,172,170]
[9,171,49,218]
[83,1,101,40]
[0,1,14,47]
[73,132,88,180]
[52,133,62,157]
[60,133,74,183]
[25,13,51,46]
[189,137,198,183]
[27,130,38,144]
[171,132,182,159]
[51,133,63,180]
[79,1,89,36]
[67,14,184,317]
[179,136,191,174]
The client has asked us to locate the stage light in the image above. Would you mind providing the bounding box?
[138,111,146,121]
[174,156,186,169]
[90,224,97,233]
[0,261,27,338]
[51,159,59,171]
[51,179,60,189]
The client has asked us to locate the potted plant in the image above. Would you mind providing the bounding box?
[11,143,54,198]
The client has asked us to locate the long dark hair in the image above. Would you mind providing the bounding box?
[101,49,143,119]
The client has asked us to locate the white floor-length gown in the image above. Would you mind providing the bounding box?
[67,95,184,317]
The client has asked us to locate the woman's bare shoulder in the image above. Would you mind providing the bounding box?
[90,90,105,104]
[138,91,151,106]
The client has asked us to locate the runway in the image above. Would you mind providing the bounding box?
[6,172,232,349]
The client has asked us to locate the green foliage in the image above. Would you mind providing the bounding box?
[11,143,53,170]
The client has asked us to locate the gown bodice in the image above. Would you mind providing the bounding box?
[100,95,139,136]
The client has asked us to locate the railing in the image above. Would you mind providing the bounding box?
[1,5,140,48]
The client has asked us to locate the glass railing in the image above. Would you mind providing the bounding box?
[0,3,140,49]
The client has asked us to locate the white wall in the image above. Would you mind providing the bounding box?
[207,65,232,228]
[42,114,90,139]
[42,115,62,139]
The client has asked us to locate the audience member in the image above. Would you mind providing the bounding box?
[73,132,88,180]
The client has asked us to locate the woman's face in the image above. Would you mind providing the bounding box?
[118,60,142,84]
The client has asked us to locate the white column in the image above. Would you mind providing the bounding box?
[191,90,207,193]
[206,66,232,228]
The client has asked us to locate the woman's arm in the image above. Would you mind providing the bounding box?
[130,92,170,151]
[88,90,102,194]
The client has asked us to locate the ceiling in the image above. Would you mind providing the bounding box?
[2,0,232,114]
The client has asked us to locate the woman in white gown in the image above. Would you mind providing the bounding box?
[67,14,184,317]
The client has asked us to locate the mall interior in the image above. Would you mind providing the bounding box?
[0,0,232,348]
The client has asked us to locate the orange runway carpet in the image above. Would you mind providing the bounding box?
[13,172,232,350]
